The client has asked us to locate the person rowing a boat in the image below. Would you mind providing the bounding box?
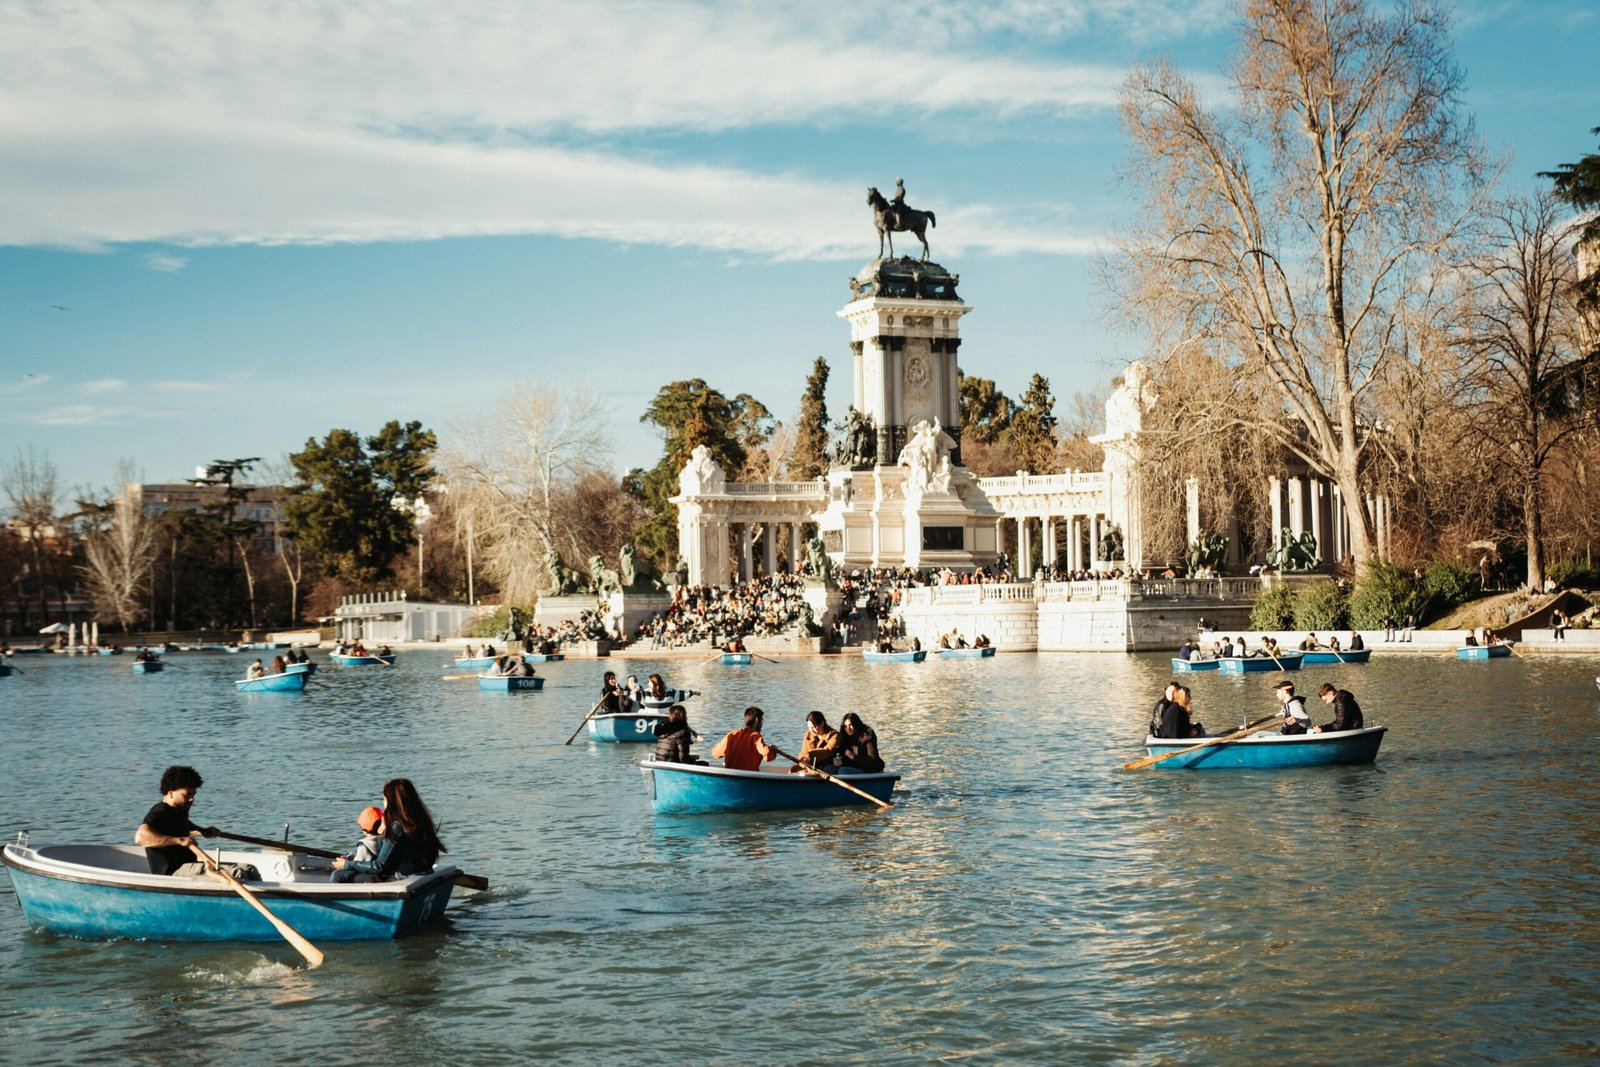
[711,707,779,771]
[135,765,219,875]
[1271,680,1311,735]
[1310,684,1364,734]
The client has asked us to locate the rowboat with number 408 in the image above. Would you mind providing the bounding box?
[637,759,900,813]
[1141,725,1387,769]
[1,842,458,942]
[588,712,669,742]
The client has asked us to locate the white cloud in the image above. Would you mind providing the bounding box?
[33,404,129,426]
[0,1,1145,259]
[4,373,52,392]
[145,253,188,272]
[82,378,130,394]
[148,380,223,393]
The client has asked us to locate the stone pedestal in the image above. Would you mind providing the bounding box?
[605,591,673,643]
[534,594,604,630]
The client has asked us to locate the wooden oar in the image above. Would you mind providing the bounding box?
[1122,714,1283,772]
[440,674,481,680]
[188,843,324,967]
[216,831,489,891]
[1265,646,1287,671]
[753,653,781,664]
[769,746,893,810]
[702,649,730,663]
[563,698,606,745]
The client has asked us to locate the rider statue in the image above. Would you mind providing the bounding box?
[891,178,907,229]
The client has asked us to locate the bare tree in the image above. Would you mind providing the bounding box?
[443,387,612,605]
[1456,192,1596,588]
[1117,0,1487,571]
[3,447,67,619]
[81,464,158,631]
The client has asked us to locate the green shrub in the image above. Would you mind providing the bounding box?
[467,606,510,639]
[1548,560,1600,589]
[1422,561,1475,614]
[1348,561,1421,629]
[1249,583,1296,630]
[1293,580,1349,630]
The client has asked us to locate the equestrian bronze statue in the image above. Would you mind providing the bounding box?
[868,184,936,260]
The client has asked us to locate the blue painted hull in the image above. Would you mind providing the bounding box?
[1172,657,1220,671]
[96,648,122,656]
[477,675,544,691]
[455,656,497,668]
[3,844,456,942]
[0,664,13,677]
[235,671,307,692]
[284,661,317,675]
[1299,648,1371,665]
[523,653,564,662]
[721,653,753,665]
[937,647,996,658]
[589,712,668,742]
[640,760,899,814]
[862,650,927,663]
[1457,645,1511,660]
[1143,726,1386,769]
[329,654,396,666]
[1216,653,1303,672]
[131,661,165,674]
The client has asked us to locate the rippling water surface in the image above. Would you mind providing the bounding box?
[1,649,1596,1064]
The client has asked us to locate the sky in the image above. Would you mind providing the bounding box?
[1,0,1594,499]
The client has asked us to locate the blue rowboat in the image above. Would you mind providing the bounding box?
[862,650,927,663]
[1457,644,1511,660]
[284,661,317,675]
[235,671,308,693]
[1299,648,1372,665]
[523,652,564,662]
[638,759,900,814]
[721,652,753,665]
[1172,657,1221,672]
[937,647,996,658]
[329,653,396,666]
[477,675,544,691]
[0,664,13,677]
[131,660,165,674]
[1216,652,1303,673]
[1141,725,1386,769]
[454,655,496,669]
[588,712,668,742]
[2,843,457,942]
[96,648,122,656]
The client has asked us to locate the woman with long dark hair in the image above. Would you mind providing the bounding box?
[331,778,445,882]
[832,713,884,773]
[652,705,701,764]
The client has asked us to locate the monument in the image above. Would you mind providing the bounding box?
[811,180,1001,570]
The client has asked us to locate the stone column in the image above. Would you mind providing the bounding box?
[739,525,754,583]
[1045,516,1056,574]
[1091,514,1102,571]
[790,523,803,573]
[1330,484,1344,563]
[1287,477,1305,538]
[1310,481,1325,562]
[1268,476,1284,556]
[1184,476,1201,548]
[1018,517,1032,579]
[763,523,777,577]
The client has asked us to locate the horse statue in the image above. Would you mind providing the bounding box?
[1269,529,1322,573]
[1098,525,1125,563]
[1186,532,1229,574]
[543,550,587,596]
[588,554,624,596]
[868,186,936,261]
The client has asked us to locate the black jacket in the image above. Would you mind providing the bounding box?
[1321,690,1364,732]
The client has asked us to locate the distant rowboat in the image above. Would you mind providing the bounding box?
[1216,652,1303,673]
[131,660,165,674]
[0,664,13,677]
[1299,648,1372,665]
[937,647,996,658]
[329,653,396,666]
[284,661,317,675]
[235,671,308,693]
[638,759,900,814]
[588,712,668,742]
[477,675,544,691]
[523,652,564,662]
[862,650,927,664]
[721,652,753,665]
[1141,725,1387,769]
[1172,657,1221,672]
[1457,644,1511,660]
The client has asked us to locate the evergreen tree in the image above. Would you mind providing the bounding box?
[286,421,437,585]
[789,357,831,479]
[1008,374,1058,473]
[958,372,1013,444]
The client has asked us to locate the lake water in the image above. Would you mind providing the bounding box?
[1,648,1596,1065]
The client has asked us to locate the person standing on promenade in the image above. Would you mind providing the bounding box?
[135,765,219,875]
[1552,608,1568,641]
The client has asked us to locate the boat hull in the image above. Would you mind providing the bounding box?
[862,650,927,663]
[329,654,396,666]
[284,661,317,675]
[937,647,996,658]
[589,712,667,742]
[235,671,307,692]
[1217,653,1303,673]
[2,844,455,942]
[131,661,165,674]
[477,675,544,691]
[523,653,564,662]
[0,664,13,677]
[1172,657,1220,671]
[1457,645,1511,660]
[1299,649,1372,665]
[721,653,752,665]
[640,760,899,814]
[1142,725,1387,769]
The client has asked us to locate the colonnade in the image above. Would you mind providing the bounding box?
[1006,511,1112,578]
[1265,475,1391,564]
[730,521,811,583]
